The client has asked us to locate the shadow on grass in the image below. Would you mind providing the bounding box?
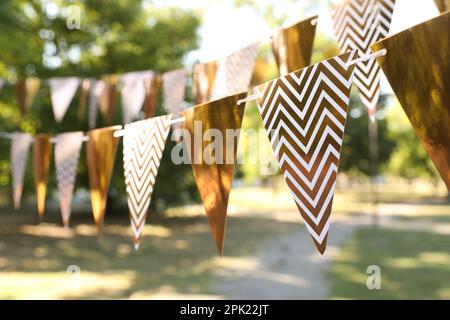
[0,209,299,299]
[328,226,450,299]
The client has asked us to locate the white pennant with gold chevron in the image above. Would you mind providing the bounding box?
[213,42,260,98]
[255,51,357,254]
[55,132,84,227]
[331,0,396,121]
[123,115,172,249]
[49,77,81,122]
[11,132,34,210]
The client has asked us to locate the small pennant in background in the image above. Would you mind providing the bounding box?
[78,79,91,123]
[192,60,219,105]
[142,75,160,119]
[15,77,41,115]
[88,80,105,129]
[33,134,52,220]
[331,0,396,121]
[372,12,450,191]
[272,15,318,76]
[0,78,4,92]
[434,0,450,12]
[11,133,33,210]
[123,115,172,249]
[99,75,118,125]
[55,132,84,227]
[49,77,80,123]
[255,51,357,254]
[213,42,260,98]
[87,126,121,234]
[182,93,247,255]
[120,71,154,124]
[162,69,187,115]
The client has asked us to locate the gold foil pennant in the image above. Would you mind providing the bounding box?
[181,92,247,255]
[434,0,450,12]
[192,60,219,105]
[272,15,318,76]
[15,77,41,115]
[372,12,450,190]
[33,134,52,220]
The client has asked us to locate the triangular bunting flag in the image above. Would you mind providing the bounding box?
[142,75,160,119]
[11,133,33,210]
[88,80,105,129]
[55,132,84,227]
[162,69,187,115]
[33,134,52,220]
[99,75,118,125]
[86,125,121,234]
[434,0,450,12]
[371,12,450,190]
[213,42,260,99]
[255,51,357,254]
[181,93,247,255]
[49,77,80,122]
[78,79,91,123]
[272,15,318,76]
[15,77,41,115]
[331,0,396,121]
[120,71,154,124]
[123,115,172,249]
[192,60,219,105]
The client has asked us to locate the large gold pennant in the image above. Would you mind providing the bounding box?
[86,126,121,233]
[271,16,318,76]
[192,61,219,105]
[33,134,52,220]
[372,12,450,190]
[434,0,450,12]
[181,93,247,255]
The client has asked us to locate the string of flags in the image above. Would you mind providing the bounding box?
[0,1,449,256]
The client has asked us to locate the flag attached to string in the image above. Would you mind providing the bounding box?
[434,0,450,12]
[192,60,219,105]
[272,15,318,76]
[371,11,450,191]
[142,75,160,119]
[123,115,172,249]
[255,51,357,254]
[55,132,84,227]
[88,80,105,129]
[331,0,396,121]
[213,42,260,98]
[181,92,247,255]
[162,69,187,115]
[86,126,121,234]
[120,71,154,124]
[49,77,80,123]
[78,79,91,123]
[33,134,52,220]
[15,77,41,115]
[11,133,33,210]
[99,75,118,125]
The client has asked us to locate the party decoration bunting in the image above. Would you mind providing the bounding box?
[33,134,52,220]
[192,60,219,105]
[99,75,118,125]
[331,0,396,121]
[78,79,91,123]
[272,16,318,76]
[55,132,84,227]
[123,115,172,249]
[15,77,41,115]
[213,42,260,98]
[371,11,450,190]
[182,93,247,255]
[49,77,80,123]
[434,0,450,12]
[88,80,105,129]
[142,75,160,119]
[11,133,33,210]
[120,71,154,124]
[255,51,357,254]
[86,126,120,234]
[162,69,187,115]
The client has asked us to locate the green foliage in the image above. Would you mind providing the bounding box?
[0,0,200,209]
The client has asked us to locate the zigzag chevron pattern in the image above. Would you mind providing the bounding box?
[55,132,84,227]
[255,51,357,254]
[123,115,172,249]
[11,133,33,210]
[331,0,396,120]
